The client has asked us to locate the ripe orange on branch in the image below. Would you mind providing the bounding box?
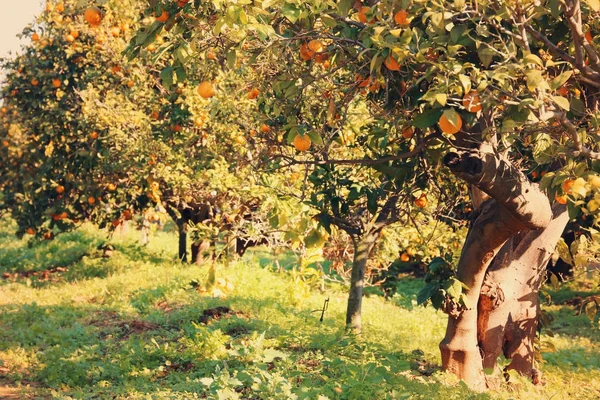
[247,88,260,99]
[394,10,409,25]
[438,110,462,135]
[384,55,400,71]
[307,40,324,53]
[260,123,271,133]
[52,79,62,88]
[197,81,215,98]
[55,185,65,194]
[462,90,482,113]
[84,6,102,26]
[299,43,314,61]
[414,194,428,208]
[155,10,169,23]
[293,134,312,151]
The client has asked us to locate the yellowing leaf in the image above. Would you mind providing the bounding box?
[526,69,549,92]
[552,95,570,111]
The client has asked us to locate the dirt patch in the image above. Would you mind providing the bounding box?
[86,311,162,339]
[198,306,246,324]
[2,267,68,283]
[0,378,46,400]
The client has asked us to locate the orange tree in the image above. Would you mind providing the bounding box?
[0,0,291,263]
[0,0,154,240]
[128,0,600,389]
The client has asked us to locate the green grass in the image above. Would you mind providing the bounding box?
[1,219,599,399]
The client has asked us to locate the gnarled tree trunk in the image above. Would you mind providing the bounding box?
[441,147,562,389]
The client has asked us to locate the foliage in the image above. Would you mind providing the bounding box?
[1,220,600,398]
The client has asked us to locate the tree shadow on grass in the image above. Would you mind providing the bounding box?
[0,290,453,399]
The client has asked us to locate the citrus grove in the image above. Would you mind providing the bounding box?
[0,0,599,393]
[123,0,600,390]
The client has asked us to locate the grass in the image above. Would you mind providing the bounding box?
[1,219,599,399]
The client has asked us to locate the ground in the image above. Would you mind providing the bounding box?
[0,218,599,399]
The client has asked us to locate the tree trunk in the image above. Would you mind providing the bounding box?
[439,200,525,389]
[178,220,188,262]
[346,230,379,333]
[478,204,568,380]
[442,147,556,389]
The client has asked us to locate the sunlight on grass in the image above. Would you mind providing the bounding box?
[1,221,599,399]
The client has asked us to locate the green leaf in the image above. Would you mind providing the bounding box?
[412,108,443,129]
[552,95,570,111]
[281,3,301,23]
[306,130,323,145]
[226,50,237,69]
[417,283,439,305]
[160,67,174,90]
[551,71,572,90]
[338,0,353,15]
[321,14,337,28]
[525,69,549,92]
[477,44,494,68]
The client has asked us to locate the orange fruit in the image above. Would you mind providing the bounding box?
[234,135,246,145]
[260,123,271,133]
[307,39,324,53]
[84,6,102,26]
[65,34,75,42]
[197,81,215,98]
[414,194,428,208]
[400,252,410,262]
[107,183,116,191]
[300,43,314,61]
[31,79,39,86]
[384,55,400,71]
[172,124,182,132]
[438,112,462,135]
[32,33,40,41]
[110,26,121,37]
[355,74,371,88]
[26,227,36,235]
[150,111,159,120]
[562,179,574,193]
[43,232,53,240]
[357,6,373,23]
[177,0,189,6]
[462,90,482,113]
[557,86,569,96]
[585,30,593,43]
[323,60,331,69]
[87,196,96,205]
[194,116,205,127]
[70,30,79,39]
[52,79,61,88]
[206,50,216,60]
[112,219,121,227]
[247,88,260,99]
[155,10,169,23]
[90,131,99,139]
[293,134,312,151]
[56,185,65,194]
[555,193,567,204]
[56,3,64,13]
[394,10,409,25]
[147,43,156,52]
[126,80,135,88]
[123,210,133,220]
[401,126,414,139]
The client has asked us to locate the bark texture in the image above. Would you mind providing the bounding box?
[177,221,188,262]
[441,147,561,389]
[346,231,379,333]
[478,204,568,378]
